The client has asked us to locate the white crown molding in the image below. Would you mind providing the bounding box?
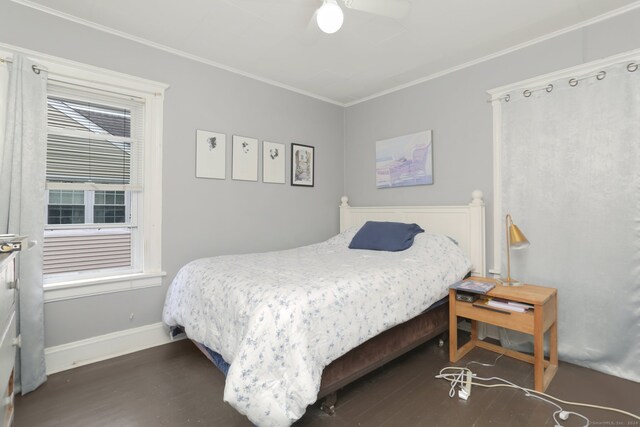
[45,322,184,375]
[344,1,640,107]
[9,0,344,107]
[10,0,640,108]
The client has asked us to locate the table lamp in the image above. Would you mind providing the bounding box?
[500,214,530,286]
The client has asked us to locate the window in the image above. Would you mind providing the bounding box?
[35,59,166,300]
[94,191,127,223]
[43,89,143,278]
[47,190,85,224]
[46,190,130,225]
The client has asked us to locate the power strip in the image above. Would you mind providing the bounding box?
[463,370,473,396]
[456,369,473,400]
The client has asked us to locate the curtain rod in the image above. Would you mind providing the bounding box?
[0,56,43,74]
[489,61,638,103]
[1,56,158,99]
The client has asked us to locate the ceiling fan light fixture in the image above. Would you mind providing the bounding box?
[317,0,344,34]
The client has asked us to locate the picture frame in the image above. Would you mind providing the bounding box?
[195,130,226,179]
[375,130,433,188]
[291,143,314,187]
[232,135,259,181]
[262,141,286,184]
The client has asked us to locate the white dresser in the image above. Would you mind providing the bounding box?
[0,252,17,427]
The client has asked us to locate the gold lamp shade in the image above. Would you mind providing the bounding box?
[509,223,530,249]
[500,214,530,286]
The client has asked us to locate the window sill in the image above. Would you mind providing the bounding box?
[43,271,166,302]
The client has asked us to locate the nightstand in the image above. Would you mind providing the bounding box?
[449,277,558,392]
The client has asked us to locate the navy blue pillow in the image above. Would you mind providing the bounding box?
[349,221,425,252]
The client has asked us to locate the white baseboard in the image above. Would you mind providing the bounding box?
[45,322,183,375]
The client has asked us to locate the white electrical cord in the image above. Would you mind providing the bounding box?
[435,367,640,427]
[465,352,503,368]
[441,366,472,398]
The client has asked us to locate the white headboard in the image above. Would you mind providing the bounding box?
[339,190,486,276]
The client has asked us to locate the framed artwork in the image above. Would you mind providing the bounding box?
[232,135,258,181]
[375,130,433,188]
[291,143,314,187]
[195,130,226,179]
[262,141,286,184]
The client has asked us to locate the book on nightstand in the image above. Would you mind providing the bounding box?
[472,298,511,314]
[450,279,495,295]
[487,298,533,313]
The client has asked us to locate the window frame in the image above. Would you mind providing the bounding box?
[5,49,169,302]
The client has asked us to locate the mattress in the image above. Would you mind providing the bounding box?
[163,229,470,427]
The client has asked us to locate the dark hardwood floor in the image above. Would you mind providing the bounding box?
[15,338,639,427]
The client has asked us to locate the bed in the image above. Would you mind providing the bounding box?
[162,191,485,427]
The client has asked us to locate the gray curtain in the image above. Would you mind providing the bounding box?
[0,54,47,393]
[501,62,640,381]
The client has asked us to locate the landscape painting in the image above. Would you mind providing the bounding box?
[375,130,433,188]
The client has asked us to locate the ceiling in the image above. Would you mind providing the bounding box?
[14,0,640,105]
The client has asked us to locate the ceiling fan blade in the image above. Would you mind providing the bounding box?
[301,9,322,45]
[344,0,411,19]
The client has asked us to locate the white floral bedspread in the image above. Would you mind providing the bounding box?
[162,230,471,427]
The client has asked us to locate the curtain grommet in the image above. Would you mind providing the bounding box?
[596,71,606,80]
[523,89,532,98]
[504,94,510,102]
[627,63,638,72]
[32,65,40,75]
[569,78,578,87]
[546,84,554,93]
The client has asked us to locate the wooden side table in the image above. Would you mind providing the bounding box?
[449,277,558,392]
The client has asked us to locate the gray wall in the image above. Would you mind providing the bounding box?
[344,8,640,272]
[0,1,345,347]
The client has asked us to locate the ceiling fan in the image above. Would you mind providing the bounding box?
[315,0,411,34]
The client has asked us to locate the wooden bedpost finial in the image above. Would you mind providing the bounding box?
[471,190,484,206]
[340,196,350,208]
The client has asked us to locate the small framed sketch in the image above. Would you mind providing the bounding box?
[232,135,259,181]
[291,143,314,187]
[263,141,285,184]
[196,130,226,179]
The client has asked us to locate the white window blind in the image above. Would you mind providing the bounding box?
[45,89,144,191]
[43,85,145,277]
